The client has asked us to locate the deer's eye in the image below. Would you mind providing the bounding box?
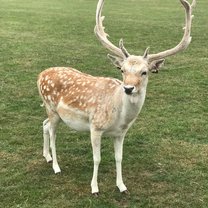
[141,71,147,76]
[121,70,124,73]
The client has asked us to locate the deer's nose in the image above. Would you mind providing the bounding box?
[123,86,135,95]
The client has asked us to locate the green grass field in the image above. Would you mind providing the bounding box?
[0,0,208,207]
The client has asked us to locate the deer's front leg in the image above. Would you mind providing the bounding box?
[114,136,128,193]
[90,129,103,195]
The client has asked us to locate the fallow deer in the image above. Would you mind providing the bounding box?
[37,0,196,195]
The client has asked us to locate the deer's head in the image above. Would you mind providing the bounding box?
[94,0,196,95]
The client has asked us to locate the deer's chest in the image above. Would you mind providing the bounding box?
[105,92,146,136]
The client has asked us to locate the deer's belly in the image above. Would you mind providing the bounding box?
[57,104,90,132]
[63,117,90,131]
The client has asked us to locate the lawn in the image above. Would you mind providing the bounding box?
[0,0,208,207]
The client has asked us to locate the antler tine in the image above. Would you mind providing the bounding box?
[94,0,128,59]
[147,0,196,63]
[143,47,150,59]
[191,0,196,9]
[119,39,130,58]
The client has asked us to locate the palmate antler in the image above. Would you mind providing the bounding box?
[147,0,196,62]
[94,0,130,59]
[94,0,196,63]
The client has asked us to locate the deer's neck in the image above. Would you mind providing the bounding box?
[125,88,146,113]
[114,85,147,125]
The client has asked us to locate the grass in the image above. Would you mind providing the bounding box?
[0,0,208,207]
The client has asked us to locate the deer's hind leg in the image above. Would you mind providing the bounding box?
[43,118,52,163]
[43,107,61,174]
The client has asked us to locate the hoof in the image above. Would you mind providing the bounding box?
[92,192,99,197]
[47,159,53,163]
[53,166,61,174]
[44,154,52,163]
[122,190,130,195]
[54,169,61,174]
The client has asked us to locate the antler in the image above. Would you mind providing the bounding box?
[94,0,129,59]
[147,0,196,62]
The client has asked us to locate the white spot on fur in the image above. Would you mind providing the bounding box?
[45,75,49,81]
[47,95,51,101]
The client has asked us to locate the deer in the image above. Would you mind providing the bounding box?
[37,0,196,196]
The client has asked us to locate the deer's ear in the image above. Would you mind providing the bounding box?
[149,59,165,73]
[107,54,123,69]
